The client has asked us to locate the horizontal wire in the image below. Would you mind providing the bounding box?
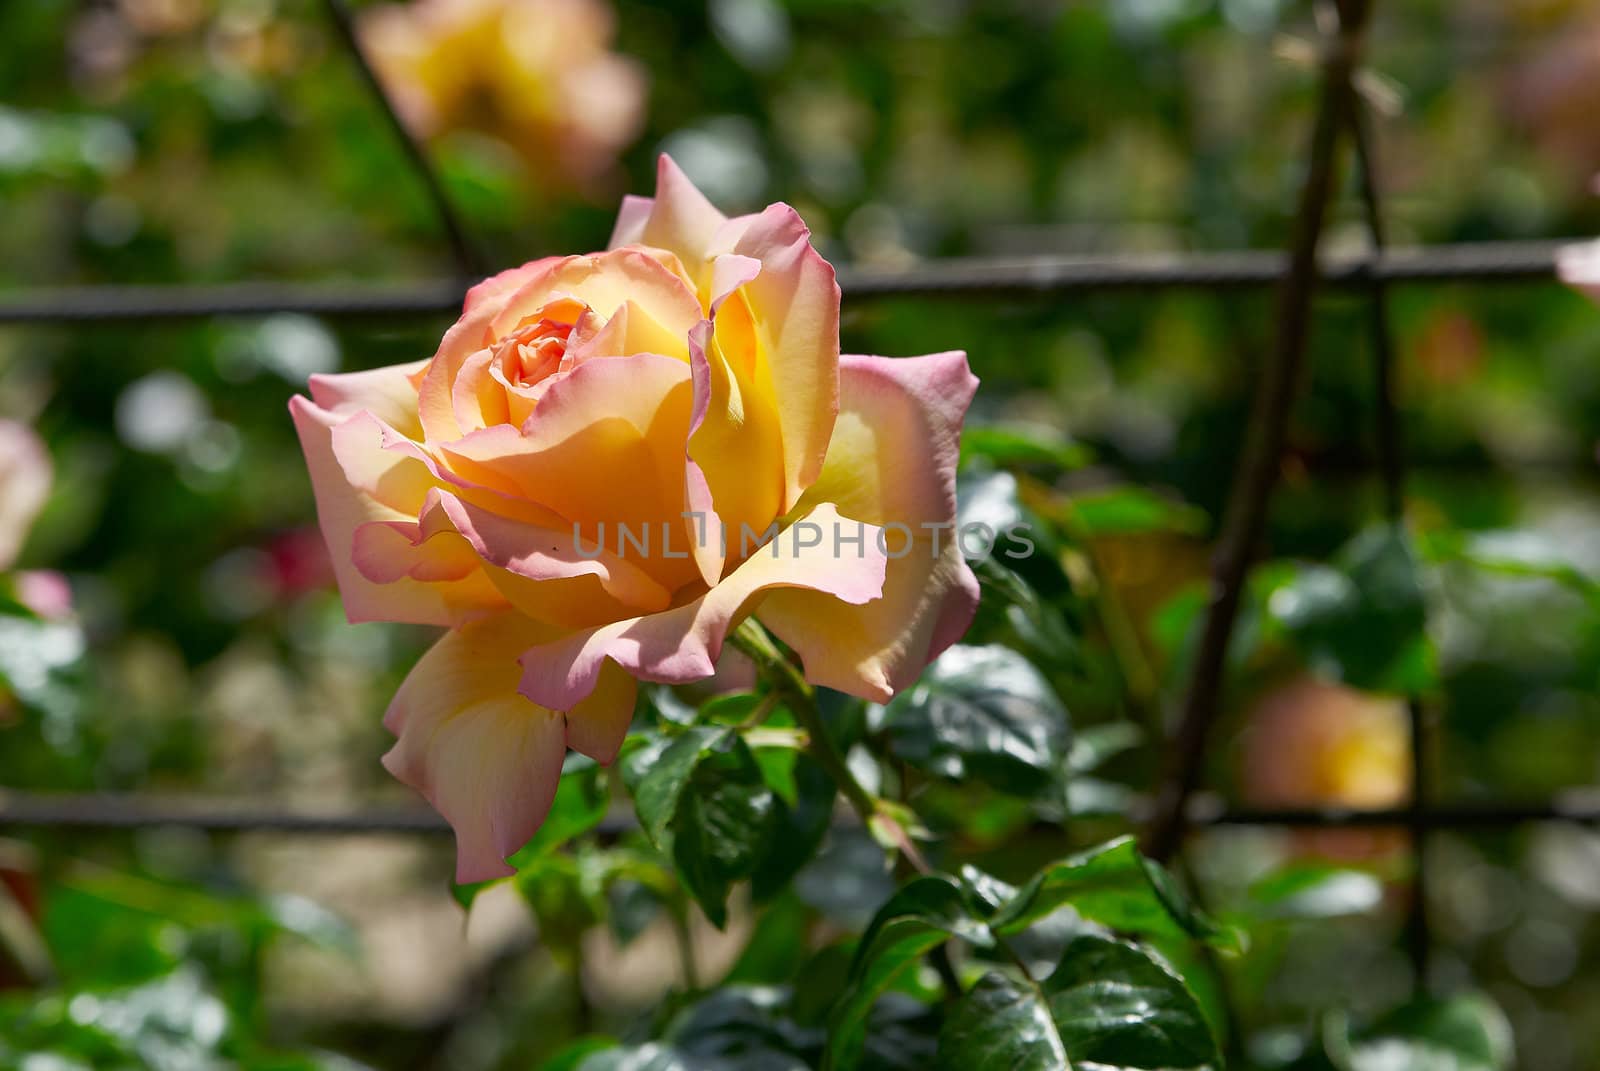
[0,240,1570,325]
[2,789,1597,838]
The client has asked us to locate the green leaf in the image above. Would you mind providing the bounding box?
[1066,722,1142,773]
[1335,994,1512,1071]
[1268,524,1434,693]
[1065,486,1207,537]
[970,557,1083,670]
[632,726,731,847]
[990,837,1237,952]
[960,425,1091,472]
[751,753,836,901]
[540,1038,621,1071]
[938,937,1219,1070]
[1045,936,1220,1067]
[879,645,1071,798]
[671,736,777,928]
[517,854,602,962]
[826,876,994,1071]
[1246,863,1385,920]
[937,971,1066,1070]
[666,987,818,1070]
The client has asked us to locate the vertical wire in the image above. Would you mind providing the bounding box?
[319,0,487,279]
[1349,96,1433,995]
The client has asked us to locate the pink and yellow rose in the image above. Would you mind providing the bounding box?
[291,156,978,881]
[361,0,646,183]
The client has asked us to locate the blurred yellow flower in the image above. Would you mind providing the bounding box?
[361,0,646,183]
[1241,675,1411,813]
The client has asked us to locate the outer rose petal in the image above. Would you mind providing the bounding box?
[518,502,887,710]
[289,396,506,625]
[607,155,728,285]
[308,359,430,440]
[382,612,638,883]
[757,353,980,702]
[0,421,51,572]
[1558,239,1600,303]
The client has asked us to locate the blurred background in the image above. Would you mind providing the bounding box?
[3,0,1600,1067]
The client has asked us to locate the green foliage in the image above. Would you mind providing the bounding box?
[1290,995,1513,1071]
[1266,525,1434,694]
[987,837,1238,951]
[939,936,1219,1071]
[878,644,1071,799]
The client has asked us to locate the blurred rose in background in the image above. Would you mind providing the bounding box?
[361,0,646,185]
[1239,674,1412,860]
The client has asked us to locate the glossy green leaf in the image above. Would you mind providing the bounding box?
[1045,935,1219,1067]
[937,971,1066,1070]
[938,936,1219,1070]
[671,735,777,928]
[826,876,994,1071]
[990,837,1237,951]
[630,726,731,846]
[880,644,1071,798]
[970,557,1083,670]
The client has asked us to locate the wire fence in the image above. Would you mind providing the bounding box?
[1,0,1593,1017]
[0,240,1568,324]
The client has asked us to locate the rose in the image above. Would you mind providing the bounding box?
[361,0,646,182]
[291,156,978,881]
[1240,675,1408,861]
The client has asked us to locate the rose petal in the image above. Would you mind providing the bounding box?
[289,396,506,625]
[607,155,729,284]
[708,203,841,511]
[308,359,430,440]
[518,502,887,709]
[757,352,979,701]
[684,319,783,582]
[439,353,704,594]
[382,612,637,883]
[489,251,701,360]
